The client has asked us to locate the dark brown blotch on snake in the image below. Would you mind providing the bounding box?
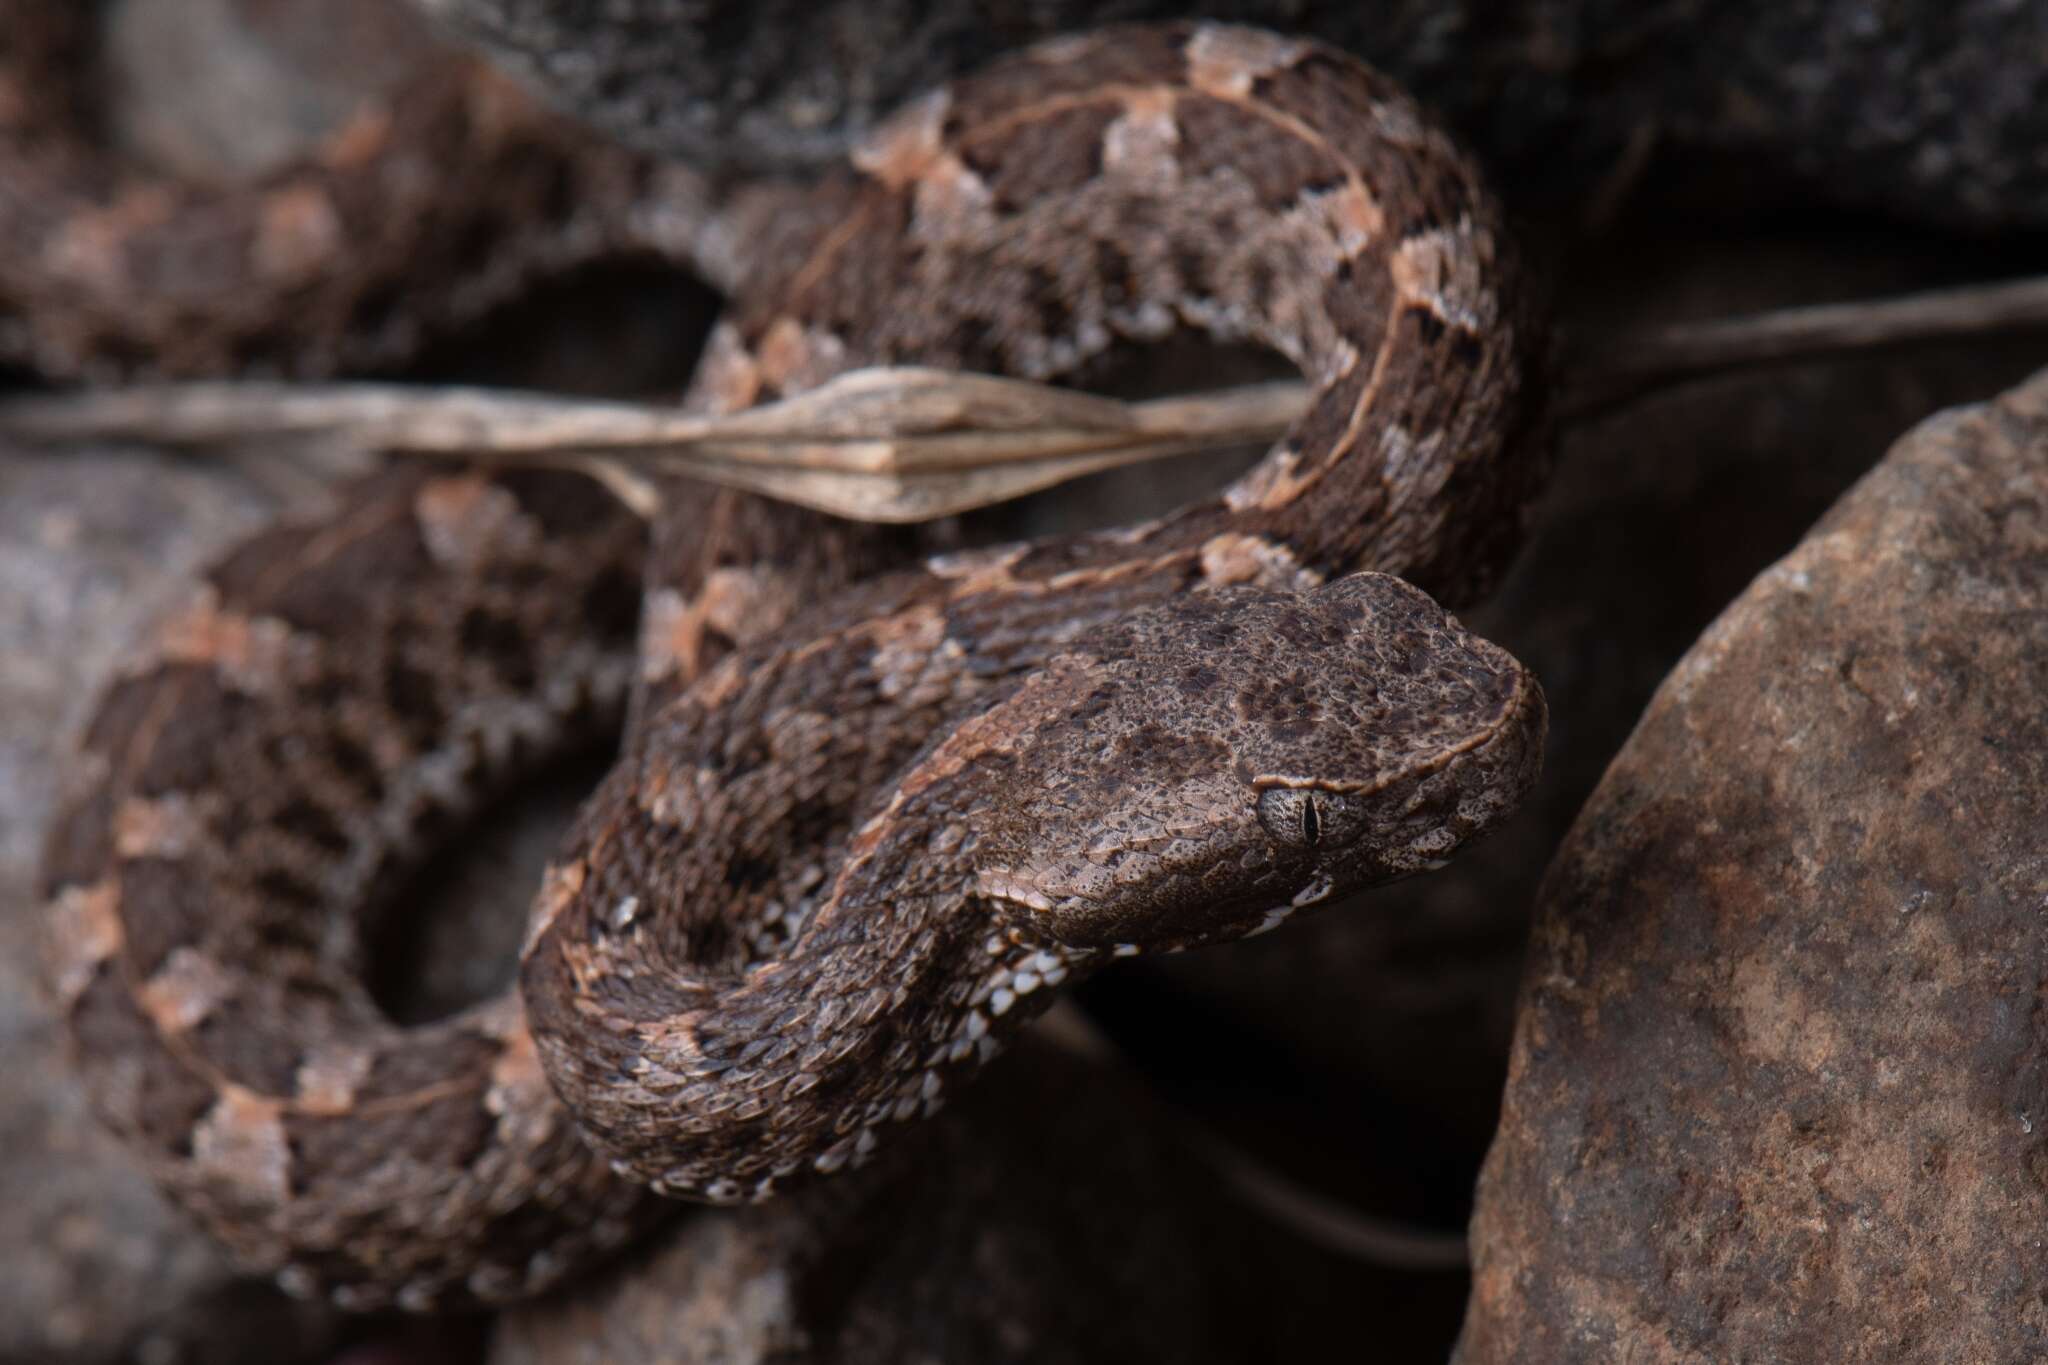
[42,23,1549,1310]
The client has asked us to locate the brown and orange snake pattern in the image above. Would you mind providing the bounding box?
[38,23,1549,1310]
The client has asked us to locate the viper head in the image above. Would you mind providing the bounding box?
[948,572,1544,952]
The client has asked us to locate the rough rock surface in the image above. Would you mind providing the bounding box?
[1456,368,2048,1360]
[420,0,2048,228]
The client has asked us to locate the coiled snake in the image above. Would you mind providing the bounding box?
[37,23,1549,1311]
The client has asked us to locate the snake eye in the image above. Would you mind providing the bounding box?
[1257,788,1322,849]
[1257,787,1367,852]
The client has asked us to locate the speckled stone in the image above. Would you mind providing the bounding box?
[1456,367,2048,1361]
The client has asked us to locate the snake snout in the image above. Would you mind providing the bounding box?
[1364,657,1546,881]
[1264,572,1546,882]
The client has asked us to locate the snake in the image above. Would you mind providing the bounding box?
[0,0,674,380]
[36,22,1549,1313]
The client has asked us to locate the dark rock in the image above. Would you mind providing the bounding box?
[1456,367,2048,1360]
[418,0,2048,229]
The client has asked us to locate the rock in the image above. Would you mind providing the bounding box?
[1456,368,2048,1359]
[419,0,2048,229]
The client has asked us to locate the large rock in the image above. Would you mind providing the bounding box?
[1457,369,2048,1359]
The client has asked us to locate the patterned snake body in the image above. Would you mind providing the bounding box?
[0,0,656,378]
[40,24,1547,1310]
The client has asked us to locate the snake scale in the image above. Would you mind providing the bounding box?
[36,23,1550,1311]
[0,0,665,379]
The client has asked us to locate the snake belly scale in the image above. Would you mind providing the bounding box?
[39,23,1549,1310]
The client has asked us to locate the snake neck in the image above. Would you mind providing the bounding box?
[518,552,1215,1200]
[521,764,1091,1200]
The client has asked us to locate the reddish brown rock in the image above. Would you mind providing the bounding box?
[1457,368,2048,1360]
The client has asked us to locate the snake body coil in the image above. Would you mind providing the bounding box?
[40,24,1547,1310]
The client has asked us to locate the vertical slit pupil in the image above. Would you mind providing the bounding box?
[1301,796,1321,846]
